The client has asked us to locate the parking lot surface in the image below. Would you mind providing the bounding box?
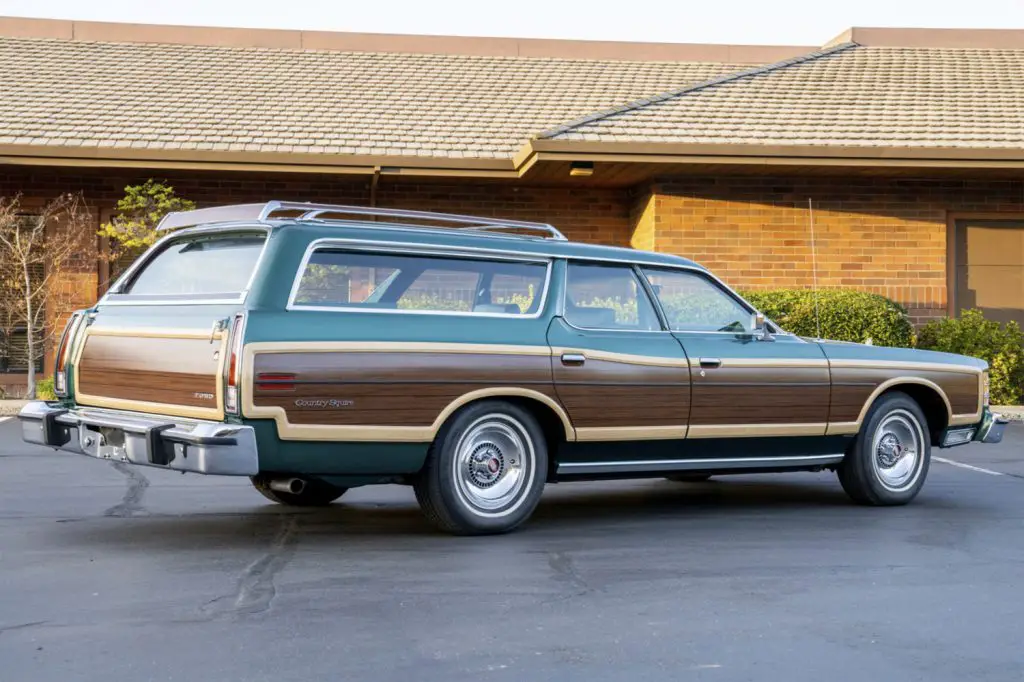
[1,417,1022,682]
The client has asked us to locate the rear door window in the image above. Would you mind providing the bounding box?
[121,233,267,298]
[291,249,548,316]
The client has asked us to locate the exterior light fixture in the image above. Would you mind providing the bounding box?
[569,161,594,177]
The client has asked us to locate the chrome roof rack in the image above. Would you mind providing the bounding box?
[156,201,567,241]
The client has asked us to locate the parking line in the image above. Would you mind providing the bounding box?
[934,456,1005,477]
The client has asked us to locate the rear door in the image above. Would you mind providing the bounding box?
[547,261,691,442]
[70,229,268,420]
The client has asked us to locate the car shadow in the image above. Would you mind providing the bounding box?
[49,476,866,551]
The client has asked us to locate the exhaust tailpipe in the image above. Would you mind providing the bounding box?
[268,478,306,495]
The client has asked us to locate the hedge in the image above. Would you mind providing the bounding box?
[916,310,1024,405]
[742,289,914,348]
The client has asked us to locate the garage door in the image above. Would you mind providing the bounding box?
[954,220,1024,326]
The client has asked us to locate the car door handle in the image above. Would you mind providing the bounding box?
[698,357,722,368]
[560,353,586,367]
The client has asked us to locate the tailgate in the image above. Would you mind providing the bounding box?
[73,326,228,420]
[67,227,268,421]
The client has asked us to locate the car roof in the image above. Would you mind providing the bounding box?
[261,219,706,270]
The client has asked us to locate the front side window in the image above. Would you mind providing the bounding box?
[292,249,547,316]
[123,233,267,297]
[642,268,752,333]
[564,263,660,331]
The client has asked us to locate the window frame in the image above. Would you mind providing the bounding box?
[560,260,666,333]
[639,265,779,335]
[100,225,271,306]
[286,239,553,319]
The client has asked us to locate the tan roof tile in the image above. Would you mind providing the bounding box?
[541,43,1024,151]
[0,36,742,160]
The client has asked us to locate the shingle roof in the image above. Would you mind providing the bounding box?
[540,43,1024,151]
[0,37,744,160]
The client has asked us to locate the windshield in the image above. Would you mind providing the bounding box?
[123,233,266,297]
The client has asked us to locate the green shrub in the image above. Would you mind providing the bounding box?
[35,377,56,400]
[916,310,1024,405]
[742,289,913,347]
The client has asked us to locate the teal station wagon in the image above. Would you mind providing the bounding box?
[20,202,1008,534]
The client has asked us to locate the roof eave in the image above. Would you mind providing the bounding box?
[0,144,519,177]
[520,138,1024,168]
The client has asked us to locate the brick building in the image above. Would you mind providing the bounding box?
[2,17,1024,393]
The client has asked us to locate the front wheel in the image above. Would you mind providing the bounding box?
[414,400,548,535]
[838,391,930,505]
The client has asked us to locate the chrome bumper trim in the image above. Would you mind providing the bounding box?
[18,401,259,476]
[974,410,1008,445]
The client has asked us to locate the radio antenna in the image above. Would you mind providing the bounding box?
[808,197,822,340]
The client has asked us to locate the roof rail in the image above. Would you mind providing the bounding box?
[156,201,567,240]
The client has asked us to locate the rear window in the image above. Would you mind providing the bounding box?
[123,233,266,297]
[291,249,548,316]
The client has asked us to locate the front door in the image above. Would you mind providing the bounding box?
[639,267,830,440]
[547,261,691,443]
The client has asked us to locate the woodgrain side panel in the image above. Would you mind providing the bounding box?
[829,367,980,423]
[690,366,831,426]
[553,358,690,428]
[77,334,221,409]
[252,351,557,427]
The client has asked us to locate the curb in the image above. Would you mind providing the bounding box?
[0,400,29,416]
[993,406,1024,423]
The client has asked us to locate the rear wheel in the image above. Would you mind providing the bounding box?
[250,475,348,507]
[838,392,930,505]
[414,400,548,535]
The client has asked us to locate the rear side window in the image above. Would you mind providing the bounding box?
[123,233,266,297]
[291,249,548,316]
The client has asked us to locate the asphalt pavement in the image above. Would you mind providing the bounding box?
[1,416,1022,682]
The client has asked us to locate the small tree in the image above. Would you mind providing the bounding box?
[0,193,93,398]
[99,180,195,276]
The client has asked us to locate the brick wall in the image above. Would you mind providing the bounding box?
[640,176,1024,324]
[4,165,1024,388]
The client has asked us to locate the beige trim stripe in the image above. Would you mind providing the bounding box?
[552,347,690,368]
[575,425,687,442]
[687,357,830,369]
[687,423,827,439]
[828,359,983,375]
[245,341,552,357]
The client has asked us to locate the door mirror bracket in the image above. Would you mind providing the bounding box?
[752,312,775,342]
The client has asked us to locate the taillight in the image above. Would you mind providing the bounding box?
[224,313,246,414]
[53,312,84,397]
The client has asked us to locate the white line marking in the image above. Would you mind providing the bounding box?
[0,416,11,424]
[934,456,1005,477]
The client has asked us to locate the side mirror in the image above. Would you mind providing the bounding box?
[752,312,774,342]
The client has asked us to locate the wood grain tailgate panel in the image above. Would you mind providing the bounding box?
[77,335,220,409]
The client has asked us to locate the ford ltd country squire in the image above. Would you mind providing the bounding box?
[19,201,1008,534]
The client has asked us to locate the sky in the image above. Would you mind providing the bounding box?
[1,0,1023,45]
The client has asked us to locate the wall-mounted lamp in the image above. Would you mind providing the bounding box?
[569,161,594,177]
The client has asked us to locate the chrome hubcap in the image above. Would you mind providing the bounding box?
[452,415,534,516]
[871,410,923,491]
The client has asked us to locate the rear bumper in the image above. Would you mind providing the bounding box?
[18,401,259,476]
